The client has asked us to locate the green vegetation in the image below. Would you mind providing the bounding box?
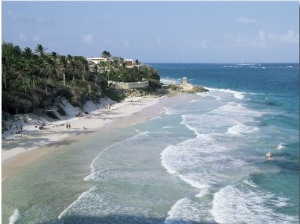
[2,42,161,115]
[45,110,59,120]
[56,104,66,116]
[164,84,181,91]
[102,87,125,102]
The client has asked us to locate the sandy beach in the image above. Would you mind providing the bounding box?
[2,95,170,182]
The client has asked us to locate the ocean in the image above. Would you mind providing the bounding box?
[2,63,299,224]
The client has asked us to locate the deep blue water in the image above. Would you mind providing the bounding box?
[3,63,299,224]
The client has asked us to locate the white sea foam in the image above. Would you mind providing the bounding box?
[189,98,200,103]
[196,188,211,198]
[237,63,257,66]
[164,107,176,115]
[211,185,298,224]
[9,209,21,224]
[164,198,197,224]
[178,174,210,191]
[164,197,217,224]
[226,123,259,135]
[243,179,258,188]
[208,87,246,100]
[196,90,222,100]
[85,130,149,181]
[181,102,262,139]
[160,133,253,195]
[277,143,285,150]
[274,196,289,207]
[161,93,263,197]
[59,183,163,221]
[85,139,122,176]
[160,145,178,175]
[164,198,214,224]
[233,92,244,99]
[162,125,175,129]
[181,115,201,137]
[58,186,97,219]
[160,78,180,85]
[58,186,134,219]
[58,186,124,220]
[210,102,264,126]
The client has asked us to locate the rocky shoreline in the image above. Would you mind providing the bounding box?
[115,84,209,98]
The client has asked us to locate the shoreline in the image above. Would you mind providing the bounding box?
[2,93,192,182]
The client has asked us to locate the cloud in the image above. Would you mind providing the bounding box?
[18,33,41,42]
[19,33,27,40]
[82,34,93,44]
[225,30,267,48]
[257,30,266,41]
[122,39,130,48]
[155,37,166,49]
[225,29,299,49]
[188,36,208,49]
[8,10,30,21]
[235,18,258,24]
[268,30,299,44]
[7,10,52,25]
[33,35,40,42]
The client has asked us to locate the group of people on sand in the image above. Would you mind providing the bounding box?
[35,122,46,130]
[66,122,71,129]
[105,103,112,109]
[66,122,88,130]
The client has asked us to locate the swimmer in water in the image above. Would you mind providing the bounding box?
[266,151,272,160]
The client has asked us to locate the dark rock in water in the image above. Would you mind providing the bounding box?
[189,86,209,93]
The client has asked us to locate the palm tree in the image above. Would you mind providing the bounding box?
[75,56,88,81]
[99,60,107,72]
[58,56,67,86]
[50,52,59,79]
[2,56,9,90]
[2,42,22,90]
[50,51,58,61]
[34,44,47,57]
[66,55,76,86]
[22,47,34,59]
[135,59,140,72]
[101,50,111,59]
[45,56,56,82]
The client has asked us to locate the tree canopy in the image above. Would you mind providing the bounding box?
[101,50,111,59]
[2,42,161,115]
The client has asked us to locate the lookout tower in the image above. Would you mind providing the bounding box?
[182,77,187,86]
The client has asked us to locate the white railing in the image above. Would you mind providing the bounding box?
[108,81,149,89]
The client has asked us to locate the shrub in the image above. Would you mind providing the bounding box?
[148,79,162,90]
[56,105,66,116]
[46,110,58,120]
[103,87,124,102]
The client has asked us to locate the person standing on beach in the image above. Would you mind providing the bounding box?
[66,122,71,129]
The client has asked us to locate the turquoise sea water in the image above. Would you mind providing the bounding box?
[2,63,299,224]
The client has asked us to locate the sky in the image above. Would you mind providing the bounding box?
[1,1,299,63]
